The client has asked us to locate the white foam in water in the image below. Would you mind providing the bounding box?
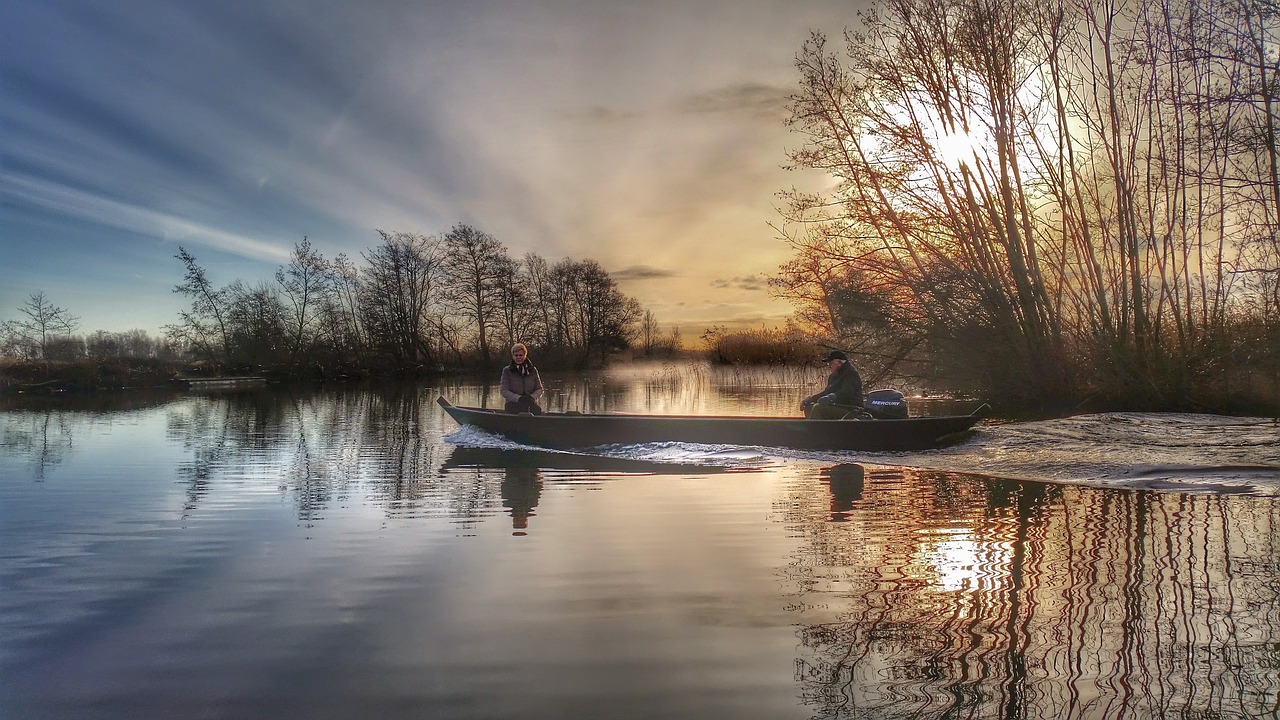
[592,441,774,468]
[444,426,534,450]
[870,414,1280,495]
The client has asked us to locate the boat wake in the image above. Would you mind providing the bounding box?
[784,412,1280,495]
[445,413,1280,495]
[444,426,773,469]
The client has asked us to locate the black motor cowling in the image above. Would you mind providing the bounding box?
[864,388,908,419]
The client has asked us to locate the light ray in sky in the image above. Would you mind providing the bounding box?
[1,0,861,334]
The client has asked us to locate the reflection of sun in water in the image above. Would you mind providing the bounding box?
[918,529,1011,595]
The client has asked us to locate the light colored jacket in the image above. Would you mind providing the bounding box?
[500,362,544,403]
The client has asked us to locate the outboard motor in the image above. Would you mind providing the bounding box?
[864,388,909,419]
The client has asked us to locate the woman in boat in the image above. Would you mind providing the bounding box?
[500,342,545,414]
[801,350,864,419]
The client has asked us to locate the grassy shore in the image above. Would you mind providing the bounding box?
[0,358,202,393]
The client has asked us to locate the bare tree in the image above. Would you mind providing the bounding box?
[523,253,559,350]
[359,230,444,366]
[779,0,1280,403]
[167,247,233,362]
[640,310,659,356]
[225,280,287,366]
[441,224,510,363]
[275,237,331,365]
[547,258,642,366]
[316,253,367,359]
[9,291,80,359]
[491,253,536,350]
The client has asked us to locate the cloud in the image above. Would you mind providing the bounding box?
[676,82,791,120]
[711,274,771,291]
[566,105,643,125]
[1,171,290,262]
[611,265,677,281]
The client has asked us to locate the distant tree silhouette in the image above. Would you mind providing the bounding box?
[5,291,80,360]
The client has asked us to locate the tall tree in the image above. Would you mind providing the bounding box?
[780,0,1278,405]
[523,253,559,351]
[167,247,233,362]
[225,281,288,366]
[316,252,366,360]
[640,310,659,356]
[548,258,641,366]
[359,230,444,365]
[491,253,535,349]
[275,237,331,365]
[441,224,510,363]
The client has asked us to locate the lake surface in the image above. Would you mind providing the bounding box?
[2,363,1279,720]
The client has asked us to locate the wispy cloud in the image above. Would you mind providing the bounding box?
[712,274,772,292]
[2,171,290,261]
[611,265,678,281]
[677,82,791,120]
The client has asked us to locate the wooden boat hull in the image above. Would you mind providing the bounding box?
[437,397,989,452]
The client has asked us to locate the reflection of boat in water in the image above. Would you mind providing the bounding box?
[440,446,738,475]
[441,446,743,534]
[438,396,989,451]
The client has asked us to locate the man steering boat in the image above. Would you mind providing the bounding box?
[800,350,864,419]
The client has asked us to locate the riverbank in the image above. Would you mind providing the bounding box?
[0,358,382,394]
[3,356,1275,418]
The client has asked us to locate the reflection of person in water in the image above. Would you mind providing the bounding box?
[501,465,543,534]
[821,464,865,521]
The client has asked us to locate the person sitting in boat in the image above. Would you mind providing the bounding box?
[800,350,864,419]
[500,342,545,414]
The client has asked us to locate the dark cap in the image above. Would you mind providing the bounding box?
[822,350,848,362]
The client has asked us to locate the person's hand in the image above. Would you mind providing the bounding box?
[800,398,812,411]
[519,394,533,405]
[817,393,837,405]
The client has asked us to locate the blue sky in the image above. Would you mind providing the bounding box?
[1,0,853,335]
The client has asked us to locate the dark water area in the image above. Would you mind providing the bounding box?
[2,365,1279,720]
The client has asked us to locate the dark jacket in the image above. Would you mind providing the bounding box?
[804,361,863,407]
[500,361,544,403]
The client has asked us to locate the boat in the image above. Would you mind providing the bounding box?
[436,396,990,452]
[174,376,268,391]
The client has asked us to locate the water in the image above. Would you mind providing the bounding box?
[2,365,1279,720]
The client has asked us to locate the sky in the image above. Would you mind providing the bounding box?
[1,0,857,337]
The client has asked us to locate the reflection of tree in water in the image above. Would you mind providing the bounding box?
[783,466,1280,719]
[166,385,494,523]
[1,390,180,480]
[0,410,76,480]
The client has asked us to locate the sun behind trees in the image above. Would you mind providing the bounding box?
[774,0,1280,412]
[166,227,644,374]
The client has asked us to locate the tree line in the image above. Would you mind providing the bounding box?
[773,0,1280,411]
[168,224,646,371]
[1,224,651,374]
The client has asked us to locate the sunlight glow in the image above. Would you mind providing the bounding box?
[917,529,1012,595]
[933,128,979,171]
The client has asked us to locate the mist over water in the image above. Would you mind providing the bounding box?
[2,368,1278,719]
